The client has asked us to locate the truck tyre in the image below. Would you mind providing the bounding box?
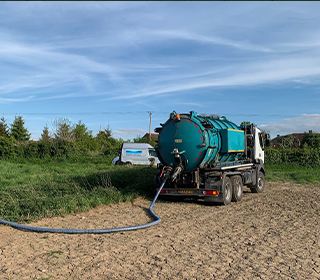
[250,171,265,193]
[222,177,232,205]
[231,175,243,202]
[124,161,132,166]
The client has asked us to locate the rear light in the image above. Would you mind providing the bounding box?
[157,189,167,194]
[204,190,219,196]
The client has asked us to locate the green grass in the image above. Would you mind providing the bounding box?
[1,157,319,223]
[266,163,320,184]
[0,156,157,222]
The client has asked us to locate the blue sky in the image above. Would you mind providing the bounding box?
[1,1,320,140]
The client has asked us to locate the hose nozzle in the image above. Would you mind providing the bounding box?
[171,166,183,182]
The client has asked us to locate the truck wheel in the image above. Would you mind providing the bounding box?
[231,175,243,202]
[222,177,232,205]
[124,161,132,166]
[250,171,265,193]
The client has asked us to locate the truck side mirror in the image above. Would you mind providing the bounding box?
[266,134,271,147]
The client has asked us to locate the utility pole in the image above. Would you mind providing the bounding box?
[148,111,152,142]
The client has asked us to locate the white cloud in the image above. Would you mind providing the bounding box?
[0,35,122,96]
[260,114,320,136]
[113,128,147,139]
[153,30,273,53]
[107,48,320,100]
[1,1,320,144]
[0,96,34,104]
[2,2,320,104]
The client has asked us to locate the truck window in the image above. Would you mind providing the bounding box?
[259,133,264,150]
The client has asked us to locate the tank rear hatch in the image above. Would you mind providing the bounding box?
[157,114,207,172]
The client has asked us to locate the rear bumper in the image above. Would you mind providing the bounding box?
[157,188,224,203]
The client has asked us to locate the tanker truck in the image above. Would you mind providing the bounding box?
[154,111,270,205]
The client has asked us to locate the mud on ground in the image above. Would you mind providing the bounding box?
[1,181,320,280]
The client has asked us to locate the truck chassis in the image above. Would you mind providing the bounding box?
[157,161,265,205]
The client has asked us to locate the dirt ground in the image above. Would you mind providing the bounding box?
[1,181,320,280]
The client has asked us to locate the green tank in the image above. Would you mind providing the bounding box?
[156,111,245,173]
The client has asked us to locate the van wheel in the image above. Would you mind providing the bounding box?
[124,161,132,166]
[231,175,243,202]
[222,177,232,205]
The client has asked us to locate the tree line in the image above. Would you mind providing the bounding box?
[1,115,319,165]
[0,116,154,160]
[0,116,113,143]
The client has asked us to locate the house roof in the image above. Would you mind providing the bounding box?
[142,133,158,139]
[270,130,318,147]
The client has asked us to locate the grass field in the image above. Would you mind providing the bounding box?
[265,163,320,184]
[0,156,157,222]
[0,156,319,223]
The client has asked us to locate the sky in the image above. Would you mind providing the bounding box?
[1,1,320,140]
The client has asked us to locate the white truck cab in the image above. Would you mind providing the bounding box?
[255,127,265,163]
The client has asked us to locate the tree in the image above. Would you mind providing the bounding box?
[72,121,97,151]
[301,132,320,149]
[133,135,157,147]
[54,118,73,141]
[73,121,93,141]
[96,126,112,141]
[240,121,251,127]
[0,117,9,138]
[40,125,51,142]
[10,116,31,141]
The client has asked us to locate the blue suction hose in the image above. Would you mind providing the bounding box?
[0,178,167,234]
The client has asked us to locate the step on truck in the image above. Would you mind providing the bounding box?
[155,111,270,205]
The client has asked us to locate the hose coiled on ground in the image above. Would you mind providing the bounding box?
[0,178,167,234]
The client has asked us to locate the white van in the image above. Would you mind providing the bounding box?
[112,143,160,166]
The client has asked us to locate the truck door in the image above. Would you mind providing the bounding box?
[254,128,265,163]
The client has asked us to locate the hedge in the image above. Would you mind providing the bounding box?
[265,148,320,166]
[1,135,319,166]
[0,137,121,160]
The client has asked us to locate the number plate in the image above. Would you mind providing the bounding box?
[178,190,194,194]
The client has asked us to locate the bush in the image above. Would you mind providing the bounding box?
[0,137,14,158]
[0,138,78,160]
[301,133,320,149]
[37,141,53,158]
[51,139,77,158]
[100,138,123,157]
[74,137,99,152]
[265,147,320,166]
[0,136,125,161]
